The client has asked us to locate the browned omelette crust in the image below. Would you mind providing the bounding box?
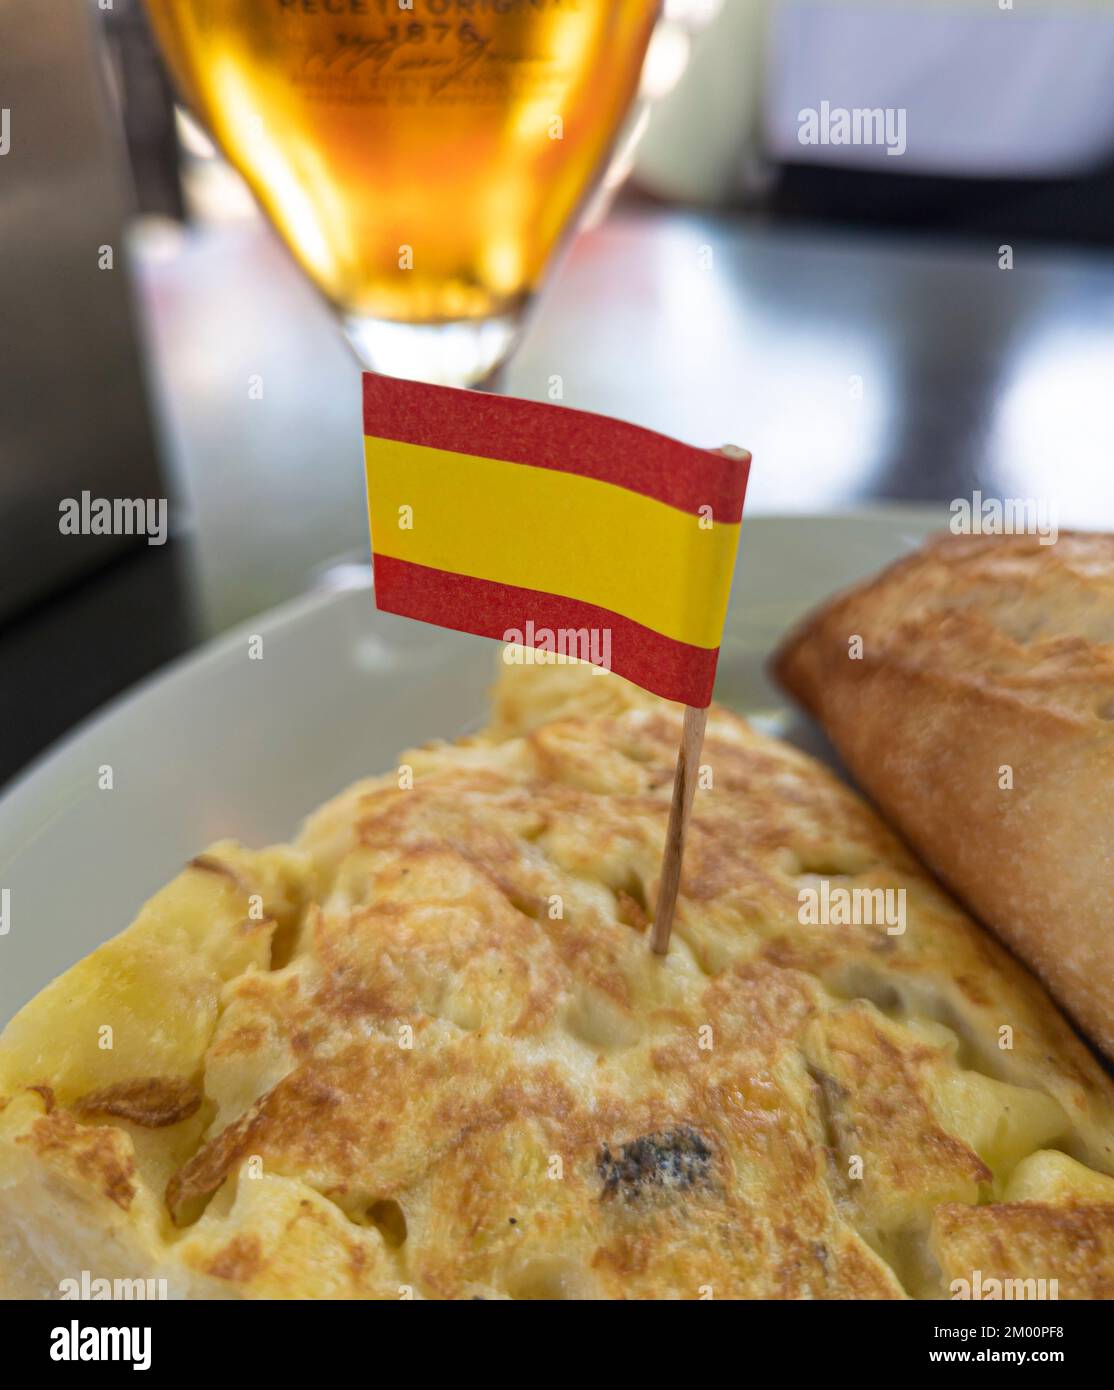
[774,530,1114,1060]
[932,1204,1114,1300]
[2,660,1114,1300]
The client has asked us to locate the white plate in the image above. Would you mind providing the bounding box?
[0,508,943,1025]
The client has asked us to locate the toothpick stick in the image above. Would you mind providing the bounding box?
[650,704,708,956]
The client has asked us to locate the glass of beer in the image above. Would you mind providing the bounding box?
[144,0,661,386]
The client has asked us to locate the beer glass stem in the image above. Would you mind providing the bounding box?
[342,314,523,390]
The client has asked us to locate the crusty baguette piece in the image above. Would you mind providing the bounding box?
[774,531,1114,1060]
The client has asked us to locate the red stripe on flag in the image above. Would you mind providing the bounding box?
[373,555,721,708]
[363,374,749,525]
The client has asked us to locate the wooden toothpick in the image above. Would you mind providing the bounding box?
[649,704,708,955]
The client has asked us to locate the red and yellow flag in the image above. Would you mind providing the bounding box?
[362,374,750,707]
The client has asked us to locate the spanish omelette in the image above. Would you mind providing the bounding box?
[1,660,1112,1298]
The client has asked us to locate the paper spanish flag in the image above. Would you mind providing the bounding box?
[362,374,750,708]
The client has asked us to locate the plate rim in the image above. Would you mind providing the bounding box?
[0,505,946,839]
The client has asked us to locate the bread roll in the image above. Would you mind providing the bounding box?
[775,531,1114,1059]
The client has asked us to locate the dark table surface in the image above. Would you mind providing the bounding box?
[3,198,1114,791]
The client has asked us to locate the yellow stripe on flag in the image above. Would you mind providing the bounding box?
[365,437,740,650]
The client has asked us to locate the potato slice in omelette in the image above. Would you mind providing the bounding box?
[2,661,1113,1299]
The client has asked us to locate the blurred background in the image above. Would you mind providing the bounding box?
[2,0,1114,786]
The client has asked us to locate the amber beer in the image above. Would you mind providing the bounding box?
[146,0,659,329]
